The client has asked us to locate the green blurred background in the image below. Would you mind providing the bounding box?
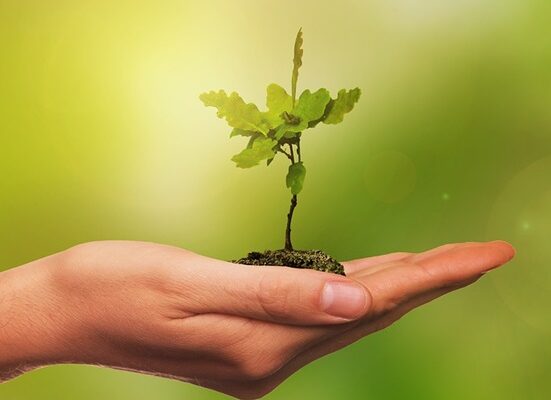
[1,0,549,398]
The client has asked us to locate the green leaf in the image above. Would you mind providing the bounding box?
[230,128,257,138]
[324,88,361,124]
[199,90,270,134]
[246,132,263,148]
[273,125,300,141]
[294,88,331,125]
[273,88,331,139]
[261,84,292,128]
[291,28,303,106]
[274,124,290,140]
[283,131,299,139]
[266,83,293,116]
[286,162,306,195]
[231,136,277,168]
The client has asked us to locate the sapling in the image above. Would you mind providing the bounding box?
[200,29,360,275]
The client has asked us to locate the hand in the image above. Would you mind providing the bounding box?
[0,240,514,399]
[200,241,515,398]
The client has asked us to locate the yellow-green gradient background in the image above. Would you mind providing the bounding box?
[1,1,550,398]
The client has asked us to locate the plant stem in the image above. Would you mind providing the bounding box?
[285,194,298,250]
[284,139,302,250]
[277,147,293,161]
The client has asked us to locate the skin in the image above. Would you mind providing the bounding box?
[0,240,515,399]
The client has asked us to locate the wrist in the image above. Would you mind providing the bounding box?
[0,254,77,380]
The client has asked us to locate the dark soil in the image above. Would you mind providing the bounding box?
[234,249,345,275]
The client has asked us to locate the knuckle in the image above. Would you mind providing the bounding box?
[228,341,285,381]
[220,327,286,382]
[61,243,92,266]
[222,325,298,383]
[415,259,463,289]
[51,242,97,281]
[59,241,106,272]
[256,275,294,320]
[237,352,283,381]
[416,262,440,281]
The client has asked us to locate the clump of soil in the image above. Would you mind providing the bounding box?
[234,249,345,275]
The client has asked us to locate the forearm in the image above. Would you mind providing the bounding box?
[0,256,71,381]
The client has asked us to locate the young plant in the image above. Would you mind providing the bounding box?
[200,29,360,272]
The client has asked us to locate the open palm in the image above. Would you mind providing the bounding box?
[201,241,514,398]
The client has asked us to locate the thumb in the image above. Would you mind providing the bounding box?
[177,254,372,326]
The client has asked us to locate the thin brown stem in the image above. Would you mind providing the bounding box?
[288,143,295,163]
[277,147,293,161]
[285,194,298,250]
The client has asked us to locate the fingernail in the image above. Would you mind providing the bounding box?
[321,281,369,320]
